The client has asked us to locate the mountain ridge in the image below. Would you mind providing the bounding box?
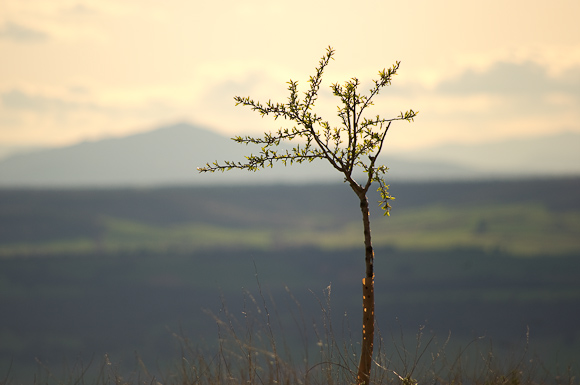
[396,131,580,175]
[0,122,577,187]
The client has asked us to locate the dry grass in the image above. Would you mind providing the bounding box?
[3,282,577,385]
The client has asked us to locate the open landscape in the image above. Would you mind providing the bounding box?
[1,177,579,383]
[3,0,579,383]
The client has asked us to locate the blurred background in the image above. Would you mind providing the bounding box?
[1,0,579,383]
[1,0,579,155]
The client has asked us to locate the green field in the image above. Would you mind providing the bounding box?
[1,179,579,257]
[1,201,578,257]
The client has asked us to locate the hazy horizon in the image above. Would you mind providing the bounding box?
[1,122,578,188]
[0,119,578,156]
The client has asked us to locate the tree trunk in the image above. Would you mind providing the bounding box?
[357,194,375,385]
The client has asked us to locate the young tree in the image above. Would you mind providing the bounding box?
[198,47,417,384]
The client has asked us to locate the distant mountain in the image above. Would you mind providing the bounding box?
[394,132,580,177]
[0,145,48,161]
[0,123,263,187]
[0,122,576,187]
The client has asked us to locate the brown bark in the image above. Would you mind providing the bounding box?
[356,194,375,385]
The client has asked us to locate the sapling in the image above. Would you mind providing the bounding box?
[198,46,417,384]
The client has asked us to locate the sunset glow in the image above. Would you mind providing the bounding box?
[1,0,579,151]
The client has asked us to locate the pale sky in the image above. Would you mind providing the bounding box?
[1,0,579,151]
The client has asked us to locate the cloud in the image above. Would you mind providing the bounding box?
[436,62,580,99]
[0,22,48,42]
[62,3,99,15]
[1,89,96,112]
[0,88,180,120]
[0,87,193,145]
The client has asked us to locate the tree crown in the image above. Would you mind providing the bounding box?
[198,47,417,215]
